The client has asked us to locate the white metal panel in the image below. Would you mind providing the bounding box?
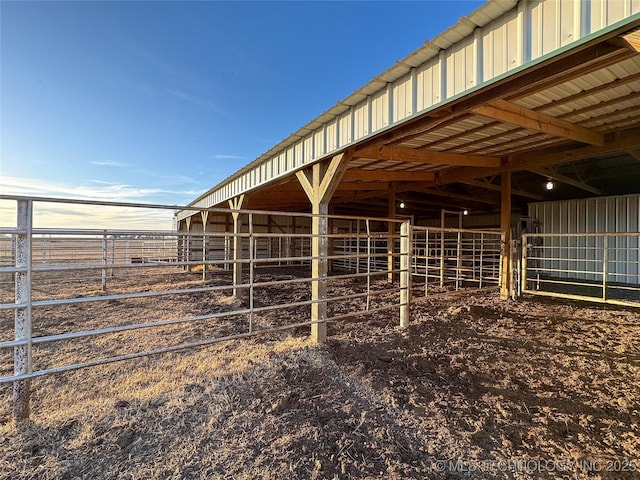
[325,122,337,152]
[393,73,413,121]
[303,135,313,164]
[370,89,388,131]
[482,7,518,80]
[445,36,475,96]
[338,110,351,147]
[294,142,303,168]
[313,129,325,158]
[353,99,369,139]
[416,57,441,111]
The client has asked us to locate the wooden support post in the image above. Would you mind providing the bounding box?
[200,211,209,281]
[388,187,396,283]
[229,195,245,298]
[296,151,351,344]
[399,221,411,329]
[500,170,512,300]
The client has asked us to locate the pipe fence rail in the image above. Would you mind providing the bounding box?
[521,232,640,307]
[0,195,410,421]
[412,226,503,296]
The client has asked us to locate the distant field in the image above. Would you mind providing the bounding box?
[0,236,178,267]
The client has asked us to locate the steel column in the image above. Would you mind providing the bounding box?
[14,199,33,421]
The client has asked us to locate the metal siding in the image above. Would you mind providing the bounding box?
[325,122,337,152]
[529,194,640,283]
[293,142,304,168]
[338,110,351,147]
[303,135,313,164]
[416,57,441,111]
[314,129,325,158]
[354,99,369,139]
[445,37,475,96]
[370,89,387,131]
[393,73,413,121]
[560,0,577,47]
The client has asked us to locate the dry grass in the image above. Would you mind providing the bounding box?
[0,268,639,479]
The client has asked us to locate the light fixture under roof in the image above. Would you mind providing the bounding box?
[399,201,405,209]
[463,209,469,216]
[545,180,555,191]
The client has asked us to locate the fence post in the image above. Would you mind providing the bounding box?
[399,221,411,329]
[602,236,608,301]
[249,214,255,333]
[201,211,209,281]
[102,231,107,292]
[14,199,33,421]
[521,235,528,296]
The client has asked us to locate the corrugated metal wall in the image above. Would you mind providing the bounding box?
[528,193,640,283]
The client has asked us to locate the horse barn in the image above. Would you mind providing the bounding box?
[175,0,640,340]
[2,1,640,477]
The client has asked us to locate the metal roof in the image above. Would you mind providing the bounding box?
[179,0,640,220]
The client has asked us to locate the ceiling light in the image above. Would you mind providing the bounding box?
[545,180,555,191]
[399,201,405,209]
[463,209,469,216]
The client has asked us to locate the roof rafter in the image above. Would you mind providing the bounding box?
[471,99,605,146]
[528,166,603,195]
[354,145,501,167]
[460,179,544,200]
[342,169,435,182]
[420,187,496,205]
[611,28,640,53]
[437,126,640,185]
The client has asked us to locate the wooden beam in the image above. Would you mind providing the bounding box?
[333,190,389,203]
[228,195,246,298]
[421,187,496,206]
[611,28,640,53]
[471,99,604,146]
[500,171,512,300]
[342,169,435,183]
[628,149,640,162]
[528,167,603,195]
[437,127,640,185]
[319,151,352,203]
[355,145,501,167]
[460,179,544,201]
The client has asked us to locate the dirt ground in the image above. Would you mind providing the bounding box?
[0,267,639,479]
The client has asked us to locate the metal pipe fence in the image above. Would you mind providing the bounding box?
[412,226,503,296]
[521,232,640,307]
[0,195,410,420]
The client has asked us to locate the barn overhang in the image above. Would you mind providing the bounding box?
[178,0,640,221]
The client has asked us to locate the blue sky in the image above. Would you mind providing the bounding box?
[1,0,484,226]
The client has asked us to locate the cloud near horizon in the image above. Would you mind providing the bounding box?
[0,176,205,230]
